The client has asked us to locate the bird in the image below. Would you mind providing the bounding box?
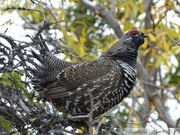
[30,29,147,117]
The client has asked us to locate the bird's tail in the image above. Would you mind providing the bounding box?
[28,34,73,91]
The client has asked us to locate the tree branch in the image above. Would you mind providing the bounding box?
[137,58,176,127]
[144,0,153,29]
[81,0,124,38]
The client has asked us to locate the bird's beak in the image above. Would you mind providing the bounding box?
[143,34,148,38]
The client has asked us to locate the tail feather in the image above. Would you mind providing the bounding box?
[29,35,76,91]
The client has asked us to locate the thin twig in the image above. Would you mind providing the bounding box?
[166,34,180,46]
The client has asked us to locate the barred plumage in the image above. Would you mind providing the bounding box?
[30,29,147,117]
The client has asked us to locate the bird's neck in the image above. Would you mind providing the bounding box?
[103,48,138,68]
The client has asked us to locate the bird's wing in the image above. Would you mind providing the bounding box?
[42,57,124,99]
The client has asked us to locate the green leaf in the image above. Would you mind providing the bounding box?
[0,116,12,131]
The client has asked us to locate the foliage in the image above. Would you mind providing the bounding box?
[0,0,180,134]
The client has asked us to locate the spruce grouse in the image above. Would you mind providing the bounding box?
[31,29,147,117]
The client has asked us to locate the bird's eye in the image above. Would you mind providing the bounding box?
[130,29,139,36]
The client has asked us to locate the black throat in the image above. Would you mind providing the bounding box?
[104,48,138,68]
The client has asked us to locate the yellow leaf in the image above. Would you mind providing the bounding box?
[92,127,96,134]
[81,27,87,36]
[145,29,153,33]
[92,39,102,46]
[77,44,86,56]
[141,39,148,49]
[155,57,161,68]
[129,106,133,114]
[132,119,141,128]
[69,0,79,2]
[101,117,106,123]
[163,40,169,52]
[33,12,40,23]
[141,48,150,56]
[156,31,167,39]
[79,37,86,44]
[171,46,180,53]
[77,128,83,133]
[58,8,64,20]
[132,90,142,96]
[123,23,134,31]
[148,33,156,42]
[161,53,170,68]
[23,11,29,17]
[71,33,78,42]
[147,63,154,68]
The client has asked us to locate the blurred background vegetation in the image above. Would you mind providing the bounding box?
[0,0,180,134]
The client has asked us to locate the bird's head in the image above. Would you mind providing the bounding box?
[104,29,147,57]
[122,29,148,49]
